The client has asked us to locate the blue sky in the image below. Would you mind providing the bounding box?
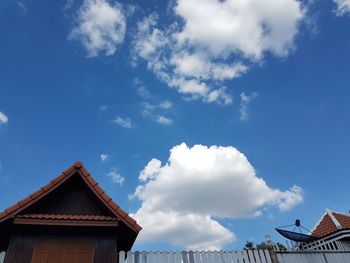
[1,0,350,251]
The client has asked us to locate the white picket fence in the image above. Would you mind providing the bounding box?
[2,249,350,263]
[275,251,350,263]
[119,250,350,263]
[118,250,273,263]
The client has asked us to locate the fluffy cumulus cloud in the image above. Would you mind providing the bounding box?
[69,0,126,57]
[132,0,305,104]
[333,0,350,15]
[130,143,303,250]
[0,112,8,125]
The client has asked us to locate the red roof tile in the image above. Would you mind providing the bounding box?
[30,189,44,199]
[312,211,350,238]
[0,211,7,218]
[17,196,32,206]
[102,193,112,203]
[5,203,19,214]
[86,175,97,186]
[125,215,136,226]
[93,185,105,195]
[116,208,128,218]
[41,182,54,192]
[16,214,117,221]
[109,201,119,211]
[0,162,142,233]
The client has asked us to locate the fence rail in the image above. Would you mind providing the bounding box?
[118,250,273,263]
[119,250,350,263]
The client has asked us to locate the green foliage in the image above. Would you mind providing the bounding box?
[243,241,254,250]
[243,241,287,251]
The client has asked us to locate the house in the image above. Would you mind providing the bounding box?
[299,209,350,250]
[0,162,142,263]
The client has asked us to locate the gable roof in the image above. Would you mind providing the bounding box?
[312,209,350,238]
[0,161,142,233]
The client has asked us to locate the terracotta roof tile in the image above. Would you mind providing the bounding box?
[94,185,105,195]
[80,166,90,177]
[17,196,32,206]
[109,201,119,211]
[62,165,75,176]
[17,214,118,221]
[0,211,7,218]
[125,215,136,226]
[51,173,65,184]
[5,203,19,214]
[86,175,97,186]
[312,214,338,237]
[134,224,142,232]
[333,213,350,229]
[41,182,54,192]
[116,208,128,218]
[102,193,112,203]
[74,161,83,168]
[30,189,44,199]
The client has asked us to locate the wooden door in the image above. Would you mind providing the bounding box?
[31,239,94,263]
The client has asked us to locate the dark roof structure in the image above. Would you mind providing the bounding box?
[0,161,141,233]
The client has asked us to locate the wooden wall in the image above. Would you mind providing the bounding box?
[3,225,118,263]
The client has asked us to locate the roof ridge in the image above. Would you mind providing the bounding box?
[332,211,350,217]
[328,211,342,230]
[0,162,141,233]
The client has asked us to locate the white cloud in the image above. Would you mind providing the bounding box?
[112,116,133,128]
[63,0,75,10]
[0,112,8,125]
[157,116,173,125]
[142,103,174,125]
[100,153,110,162]
[17,1,27,12]
[333,0,350,15]
[134,79,174,125]
[99,105,108,110]
[240,92,258,121]
[131,143,303,250]
[107,169,125,185]
[69,0,126,57]
[159,100,173,109]
[132,0,305,104]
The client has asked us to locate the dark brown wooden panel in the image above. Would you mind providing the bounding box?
[4,226,118,263]
[3,234,35,263]
[46,240,65,263]
[22,174,113,216]
[94,237,117,263]
[31,239,94,263]
[31,240,50,263]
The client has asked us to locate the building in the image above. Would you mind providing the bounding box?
[299,209,350,250]
[0,162,142,263]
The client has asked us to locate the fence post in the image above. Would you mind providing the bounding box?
[268,250,278,263]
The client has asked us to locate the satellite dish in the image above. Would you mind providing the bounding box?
[275,219,318,243]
